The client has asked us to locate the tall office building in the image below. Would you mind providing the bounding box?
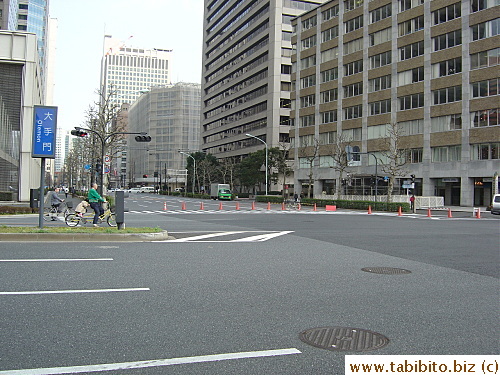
[127,83,201,188]
[291,0,499,206]
[201,0,327,165]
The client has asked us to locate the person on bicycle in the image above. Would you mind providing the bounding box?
[88,183,105,227]
[49,188,64,219]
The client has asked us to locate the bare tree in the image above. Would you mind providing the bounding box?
[379,122,409,202]
[298,136,320,199]
[274,142,293,198]
[218,156,238,188]
[326,131,355,196]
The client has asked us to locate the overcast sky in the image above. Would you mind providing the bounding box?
[49,0,204,130]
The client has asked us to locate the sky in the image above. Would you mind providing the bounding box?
[49,0,204,131]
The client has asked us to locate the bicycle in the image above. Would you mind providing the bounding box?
[284,199,301,210]
[65,202,116,227]
[43,201,74,221]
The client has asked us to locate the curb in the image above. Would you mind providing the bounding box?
[0,230,174,242]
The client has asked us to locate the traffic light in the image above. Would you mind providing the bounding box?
[410,174,416,183]
[135,135,151,142]
[96,163,102,173]
[71,129,87,137]
[370,175,375,186]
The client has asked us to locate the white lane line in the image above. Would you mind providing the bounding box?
[0,288,149,295]
[164,231,248,242]
[230,231,294,242]
[0,258,113,262]
[0,348,301,374]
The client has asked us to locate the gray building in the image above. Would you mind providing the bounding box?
[201,0,327,167]
[291,0,499,206]
[127,83,201,188]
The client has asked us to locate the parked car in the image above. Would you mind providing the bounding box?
[139,186,155,193]
[128,188,142,193]
[491,194,500,215]
[174,187,185,192]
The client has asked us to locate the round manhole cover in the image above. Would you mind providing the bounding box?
[361,267,411,275]
[300,327,389,352]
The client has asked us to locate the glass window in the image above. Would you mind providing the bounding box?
[322,5,339,20]
[371,4,392,23]
[344,105,363,119]
[399,93,424,110]
[369,75,391,92]
[300,74,316,88]
[471,79,500,97]
[370,28,392,46]
[431,114,463,132]
[399,41,424,60]
[321,67,339,82]
[344,82,363,98]
[471,108,499,127]
[320,47,338,62]
[344,59,363,76]
[344,38,364,55]
[471,19,500,41]
[370,99,392,115]
[433,30,462,51]
[399,16,424,36]
[399,67,424,85]
[321,88,338,103]
[345,15,363,33]
[370,51,392,68]
[302,15,317,30]
[433,3,461,25]
[432,57,462,77]
[470,48,500,69]
[322,26,339,42]
[321,111,338,124]
[345,0,364,12]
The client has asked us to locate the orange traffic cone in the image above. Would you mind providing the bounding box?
[219,202,223,210]
[163,202,167,211]
[200,202,204,210]
[235,202,240,210]
[251,201,255,210]
[368,205,372,214]
[476,208,481,219]
[447,208,452,218]
[181,202,186,210]
[398,206,402,216]
[427,209,432,217]
[282,202,286,211]
[298,203,301,211]
[313,203,317,211]
[267,202,271,210]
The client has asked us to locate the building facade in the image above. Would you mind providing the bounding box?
[201,0,328,167]
[127,83,201,189]
[291,0,499,206]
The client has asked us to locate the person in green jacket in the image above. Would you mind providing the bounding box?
[88,183,105,227]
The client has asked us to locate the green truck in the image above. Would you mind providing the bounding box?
[210,183,232,200]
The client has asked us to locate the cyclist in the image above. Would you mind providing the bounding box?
[88,183,105,227]
[49,188,64,220]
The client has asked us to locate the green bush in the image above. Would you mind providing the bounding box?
[237,192,250,198]
[0,192,14,201]
[288,198,410,212]
[255,195,283,204]
[0,206,38,214]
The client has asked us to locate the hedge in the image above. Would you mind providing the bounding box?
[0,206,38,215]
[0,192,14,201]
[255,196,410,212]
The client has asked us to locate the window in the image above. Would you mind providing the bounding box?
[406,148,423,163]
[319,131,337,144]
[471,108,499,127]
[322,26,339,42]
[399,119,424,135]
[321,67,338,82]
[344,59,363,75]
[398,67,424,85]
[321,47,339,62]
[399,16,424,36]
[432,57,462,78]
[345,15,363,33]
[301,74,316,88]
[344,82,363,97]
[431,114,463,132]
[321,88,338,103]
[399,0,424,12]
[433,86,462,104]
[299,135,314,148]
[321,111,338,124]
[370,51,391,68]
[432,145,462,162]
[344,105,363,119]
[370,28,392,46]
[282,31,292,41]
[367,124,389,139]
[371,4,392,23]
[400,41,424,60]
[301,35,317,49]
[470,48,500,69]
[344,38,363,55]
[471,19,500,41]
[301,55,317,69]
[433,30,462,51]
[299,114,315,127]
[302,15,317,30]
[322,5,339,20]
[471,0,500,13]
[281,65,292,74]
[369,75,391,92]
[300,94,316,108]
[433,3,461,25]
[471,143,499,160]
[345,0,364,12]
[399,93,424,110]
[370,99,392,115]
[342,127,362,140]
[19,3,29,9]
[472,79,499,97]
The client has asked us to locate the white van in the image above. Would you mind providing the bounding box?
[139,186,156,193]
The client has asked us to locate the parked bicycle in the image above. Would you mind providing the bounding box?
[65,202,116,227]
[43,201,74,221]
[284,199,300,210]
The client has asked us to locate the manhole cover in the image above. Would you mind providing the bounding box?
[361,267,411,274]
[300,327,389,352]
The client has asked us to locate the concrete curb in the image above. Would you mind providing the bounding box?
[0,230,174,242]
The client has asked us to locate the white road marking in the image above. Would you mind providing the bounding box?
[230,231,294,242]
[0,258,113,262]
[165,231,248,242]
[0,348,301,374]
[0,288,149,295]
[158,231,294,243]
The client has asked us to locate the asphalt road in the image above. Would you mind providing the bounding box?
[0,194,498,374]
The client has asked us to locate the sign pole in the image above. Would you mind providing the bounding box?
[38,158,46,229]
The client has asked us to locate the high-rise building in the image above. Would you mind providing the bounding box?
[127,83,201,188]
[291,0,499,206]
[200,0,327,165]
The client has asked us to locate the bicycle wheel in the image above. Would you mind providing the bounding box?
[43,207,54,221]
[65,214,81,227]
[107,213,117,227]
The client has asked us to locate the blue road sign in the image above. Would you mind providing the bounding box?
[32,106,58,158]
[84,164,91,170]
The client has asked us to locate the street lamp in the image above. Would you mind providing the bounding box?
[179,151,195,194]
[246,133,268,196]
